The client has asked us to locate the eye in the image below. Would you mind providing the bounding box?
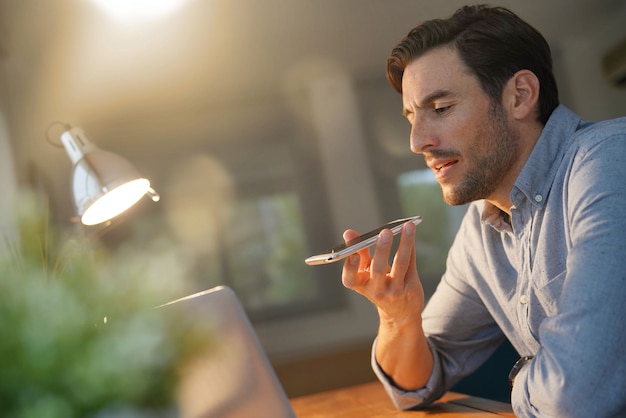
[434,105,452,114]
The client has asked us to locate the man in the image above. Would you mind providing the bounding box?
[341,5,626,417]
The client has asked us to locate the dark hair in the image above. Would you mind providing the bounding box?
[386,5,559,124]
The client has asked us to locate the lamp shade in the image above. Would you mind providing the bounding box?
[60,127,152,225]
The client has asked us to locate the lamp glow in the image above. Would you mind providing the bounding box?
[59,127,157,225]
[81,178,150,226]
[90,0,188,21]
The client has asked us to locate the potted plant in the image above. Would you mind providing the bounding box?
[0,191,212,417]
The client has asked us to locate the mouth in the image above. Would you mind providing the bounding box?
[430,159,458,172]
[435,161,456,171]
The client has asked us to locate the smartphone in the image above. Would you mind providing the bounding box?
[304,215,422,266]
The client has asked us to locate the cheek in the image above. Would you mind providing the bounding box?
[440,118,474,150]
[451,108,491,147]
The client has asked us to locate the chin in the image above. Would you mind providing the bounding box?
[441,186,478,206]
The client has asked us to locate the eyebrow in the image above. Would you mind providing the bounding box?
[402,89,455,118]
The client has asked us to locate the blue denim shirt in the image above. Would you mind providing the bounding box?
[373,106,626,417]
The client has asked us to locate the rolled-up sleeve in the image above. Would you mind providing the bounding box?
[371,337,444,409]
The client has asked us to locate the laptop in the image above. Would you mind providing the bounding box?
[157,285,297,418]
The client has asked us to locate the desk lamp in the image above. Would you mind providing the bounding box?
[58,126,159,225]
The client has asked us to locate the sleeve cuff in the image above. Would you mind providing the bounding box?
[370,337,443,410]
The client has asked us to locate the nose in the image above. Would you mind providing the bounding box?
[409,119,438,154]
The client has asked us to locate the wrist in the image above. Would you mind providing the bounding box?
[378,311,424,336]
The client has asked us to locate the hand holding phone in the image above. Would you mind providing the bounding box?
[304,216,422,265]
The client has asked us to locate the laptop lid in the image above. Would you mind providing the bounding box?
[158,285,296,418]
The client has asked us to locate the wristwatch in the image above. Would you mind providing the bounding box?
[508,356,534,387]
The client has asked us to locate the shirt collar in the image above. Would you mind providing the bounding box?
[482,200,513,233]
[511,105,581,208]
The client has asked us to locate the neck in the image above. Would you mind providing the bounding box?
[486,121,544,216]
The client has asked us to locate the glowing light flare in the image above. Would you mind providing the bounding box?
[90,0,189,22]
[81,178,150,225]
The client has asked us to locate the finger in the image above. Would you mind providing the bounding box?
[342,253,361,288]
[407,246,417,284]
[343,229,360,242]
[342,229,371,289]
[343,229,372,268]
[369,229,394,293]
[390,220,417,280]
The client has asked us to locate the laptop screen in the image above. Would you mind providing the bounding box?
[156,286,296,418]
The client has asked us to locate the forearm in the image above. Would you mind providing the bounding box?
[375,316,433,390]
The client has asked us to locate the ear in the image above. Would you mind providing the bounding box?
[502,70,540,121]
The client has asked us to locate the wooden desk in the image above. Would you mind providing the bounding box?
[290,381,515,417]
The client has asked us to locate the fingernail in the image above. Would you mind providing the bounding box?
[379,230,391,243]
[404,221,415,234]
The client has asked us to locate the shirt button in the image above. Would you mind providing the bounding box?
[520,295,529,304]
[534,194,543,202]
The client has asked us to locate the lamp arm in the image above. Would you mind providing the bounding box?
[60,128,97,164]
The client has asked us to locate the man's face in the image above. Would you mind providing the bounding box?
[401,47,520,206]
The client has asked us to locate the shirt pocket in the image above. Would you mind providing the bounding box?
[532,270,566,318]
